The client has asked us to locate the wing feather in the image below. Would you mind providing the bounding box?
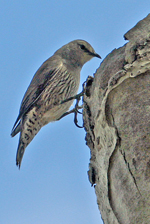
[11,55,63,136]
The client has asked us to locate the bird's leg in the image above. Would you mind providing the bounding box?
[58,102,83,128]
[58,81,86,127]
[73,96,83,128]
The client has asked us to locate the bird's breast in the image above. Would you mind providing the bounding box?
[39,69,80,126]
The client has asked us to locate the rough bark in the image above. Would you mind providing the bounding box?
[83,14,150,224]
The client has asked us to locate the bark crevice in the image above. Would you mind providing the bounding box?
[83,14,150,224]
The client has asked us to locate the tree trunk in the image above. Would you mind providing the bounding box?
[83,14,150,224]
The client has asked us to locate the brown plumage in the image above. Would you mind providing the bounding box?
[11,39,101,168]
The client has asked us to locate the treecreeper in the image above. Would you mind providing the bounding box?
[11,39,101,168]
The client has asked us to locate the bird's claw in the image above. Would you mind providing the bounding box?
[59,81,86,127]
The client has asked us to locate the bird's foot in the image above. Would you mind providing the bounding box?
[59,81,86,128]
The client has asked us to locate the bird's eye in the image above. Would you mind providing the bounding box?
[80,45,86,50]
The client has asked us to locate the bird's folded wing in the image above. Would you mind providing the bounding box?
[11,55,63,135]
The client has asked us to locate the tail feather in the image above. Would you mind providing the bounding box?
[16,137,26,168]
[16,127,40,168]
[16,108,42,168]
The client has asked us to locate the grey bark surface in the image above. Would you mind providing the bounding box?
[83,14,150,224]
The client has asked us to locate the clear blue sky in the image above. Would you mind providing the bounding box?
[0,1,149,224]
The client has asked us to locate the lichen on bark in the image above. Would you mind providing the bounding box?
[83,14,150,224]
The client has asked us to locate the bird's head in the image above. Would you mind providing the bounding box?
[54,39,101,70]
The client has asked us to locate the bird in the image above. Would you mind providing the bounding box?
[11,39,101,168]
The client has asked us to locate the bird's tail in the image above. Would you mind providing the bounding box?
[16,110,42,168]
[16,135,27,168]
